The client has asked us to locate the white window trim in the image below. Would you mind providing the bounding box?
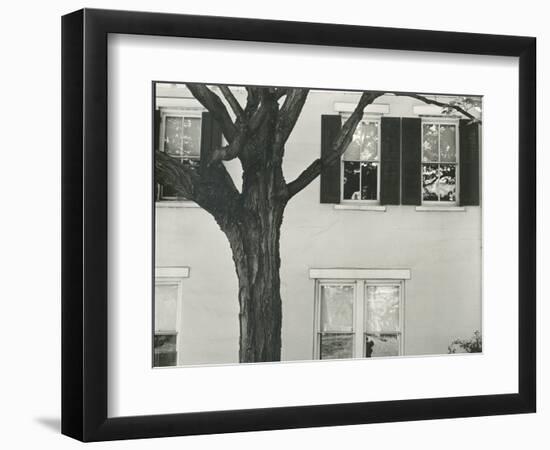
[154,266,189,367]
[309,268,410,280]
[333,204,387,212]
[334,102,390,115]
[312,278,405,360]
[340,114,382,205]
[156,201,201,209]
[415,206,465,212]
[421,117,460,206]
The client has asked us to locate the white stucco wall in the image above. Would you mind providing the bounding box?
[155,90,482,365]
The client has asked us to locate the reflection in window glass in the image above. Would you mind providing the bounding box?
[439,164,456,201]
[422,123,439,162]
[164,116,184,157]
[342,120,380,201]
[439,124,456,162]
[319,285,354,359]
[154,284,178,367]
[422,164,440,201]
[320,333,354,359]
[320,285,354,332]
[154,334,177,367]
[164,116,201,159]
[365,285,400,358]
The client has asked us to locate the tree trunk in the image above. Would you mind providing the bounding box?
[221,176,286,362]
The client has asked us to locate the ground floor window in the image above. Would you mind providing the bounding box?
[154,267,188,367]
[314,279,404,359]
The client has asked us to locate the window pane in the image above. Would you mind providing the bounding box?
[360,121,379,160]
[422,164,440,201]
[320,285,354,332]
[182,117,201,158]
[422,123,439,162]
[439,124,457,162]
[164,116,184,157]
[343,121,379,161]
[360,162,378,200]
[320,333,354,359]
[155,284,178,332]
[154,334,177,367]
[343,161,361,200]
[365,285,400,333]
[438,164,456,201]
[365,334,399,358]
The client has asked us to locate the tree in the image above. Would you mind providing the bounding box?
[155,85,480,363]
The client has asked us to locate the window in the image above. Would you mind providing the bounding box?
[157,109,202,201]
[341,118,380,202]
[314,278,404,359]
[154,267,188,367]
[421,120,459,203]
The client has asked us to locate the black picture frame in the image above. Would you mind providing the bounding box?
[61,8,536,442]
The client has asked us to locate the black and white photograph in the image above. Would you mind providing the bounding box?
[153,82,483,367]
[0,0,543,447]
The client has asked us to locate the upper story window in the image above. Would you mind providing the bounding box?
[157,109,202,201]
[421,120,459,204]
[341,118,381,202]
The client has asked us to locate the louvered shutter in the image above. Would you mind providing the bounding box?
[320,115,342,204]
[459,120,481,206]
[380,117,401,205]
[401,118,422,205]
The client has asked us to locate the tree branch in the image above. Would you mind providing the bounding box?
[155,150,241,222]
[186,83,237,140]
[276,88,309,146]
[392,92,480,123]
[155,150,200,200]
[219,85,245,121]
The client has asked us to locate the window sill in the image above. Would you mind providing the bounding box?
[415,206,465,212]
[334,204,386,212]
[155,201,201,208]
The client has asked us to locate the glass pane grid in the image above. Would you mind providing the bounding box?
[342,120,380,202]
[422,122,457,202]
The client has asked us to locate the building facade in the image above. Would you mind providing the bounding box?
[153,84,482,367]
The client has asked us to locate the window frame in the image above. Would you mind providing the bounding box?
[153,267,189,367]
[340,114,382,205]
[420,116,460,206]
[157,108,203,202]
[313,277,405,360]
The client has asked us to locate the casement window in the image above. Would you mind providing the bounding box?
[341,118,381,202]
[320,114,480,208]
[153,267,188,367]
[311,269,408,359]
[421,119,459,204]
[154,110,222,203]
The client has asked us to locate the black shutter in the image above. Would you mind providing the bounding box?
[200,111,223,174]
[459,120,480,206]
[380,117,401,205]
[320,115,342,204]
[153,109,161,152]
[154,109,161,200]
[401,117,422,205]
